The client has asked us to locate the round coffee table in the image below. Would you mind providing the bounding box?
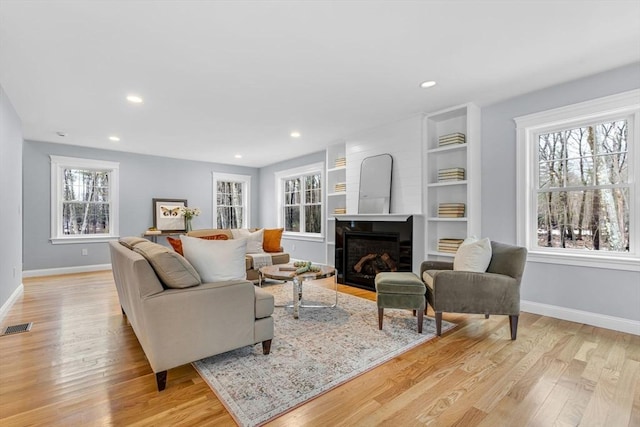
[259,264,338,318]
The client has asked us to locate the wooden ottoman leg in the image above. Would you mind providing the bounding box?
[417,309,423,333]
[378,307,384,330]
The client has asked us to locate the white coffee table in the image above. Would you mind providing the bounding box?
[258,264,338,318]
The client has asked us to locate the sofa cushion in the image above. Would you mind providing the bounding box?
[263,228,284,252]
[133,241,201,289]
[119,236,148,249]
[454,236,492,272]
[231,228,264,253]
[180,235,247,282]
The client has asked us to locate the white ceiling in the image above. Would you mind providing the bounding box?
[1,1,639,168]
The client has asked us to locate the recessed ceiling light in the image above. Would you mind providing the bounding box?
[420,81,437,89]
[126,95,143,104]
[109,136,120,142]
[56,131,67,137]
[290,131,301,138]
[234,154,242,159]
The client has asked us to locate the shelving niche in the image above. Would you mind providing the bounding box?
[423,103,481,259]
[325,142,346,265]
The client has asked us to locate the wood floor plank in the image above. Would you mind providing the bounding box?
[0,270,637,426]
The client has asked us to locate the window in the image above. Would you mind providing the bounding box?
[50,156,119,244]
[213,173,250,228]
[515,89,639,271]
[275,163,324,238]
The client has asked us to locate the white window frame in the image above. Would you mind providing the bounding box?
[274,162,324,241]
[212,172,251,228]
[515,89,640,271]
[50,155,120,244]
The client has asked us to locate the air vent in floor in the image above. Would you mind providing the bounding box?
[1,322,33,336]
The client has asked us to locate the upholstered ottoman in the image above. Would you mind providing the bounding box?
[375,272,426,333]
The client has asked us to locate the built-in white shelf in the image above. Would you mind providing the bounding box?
[422,103,481,261]
[427,180,468,188]
[325,142,347,265]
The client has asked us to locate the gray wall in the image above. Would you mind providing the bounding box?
[23,140,259,271]
[259,150,326,263]
[0,85,23,309]
[482,62,640,321]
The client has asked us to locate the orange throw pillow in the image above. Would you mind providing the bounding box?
[167,234,228,256]
[166,236,183,255]
[263,228,284,252]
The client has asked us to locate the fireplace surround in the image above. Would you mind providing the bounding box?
[335,215,414,291]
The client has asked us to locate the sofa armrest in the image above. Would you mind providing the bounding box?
[141,280,257,372]
[420,260,453,277]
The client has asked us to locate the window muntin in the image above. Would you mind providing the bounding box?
[213,173,250,229]
[50,156,119,244]
[535,120,630,253]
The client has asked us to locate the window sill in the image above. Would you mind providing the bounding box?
[50,235,120,245]
[527,250,640,272]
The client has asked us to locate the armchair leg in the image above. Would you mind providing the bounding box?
[156,371,167,391]
[509,315,519,340]
[435,311,442,336]
[485,314,490,319]
[378,307,384,330]
[262,339,272,355]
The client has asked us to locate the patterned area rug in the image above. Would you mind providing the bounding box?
[193,281,455,427]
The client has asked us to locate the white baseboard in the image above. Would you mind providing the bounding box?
[22,264,112,278]
[521,300,640,336]
[0,283,24,324]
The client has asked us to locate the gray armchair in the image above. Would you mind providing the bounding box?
[420,241,527,340]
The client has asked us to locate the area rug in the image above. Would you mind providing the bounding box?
[193,281,455,427]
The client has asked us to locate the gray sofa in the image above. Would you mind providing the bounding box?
[109,238,274,390]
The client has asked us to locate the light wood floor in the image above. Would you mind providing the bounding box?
[0,271,638,426]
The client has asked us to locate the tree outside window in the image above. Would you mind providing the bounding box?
[50,156,119,244]
[536,120,629,252]
[283,173,322,233]
[277,164,323,236]
[213,173,250,229]
[515,89,639,271]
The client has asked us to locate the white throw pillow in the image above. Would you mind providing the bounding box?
[453,236,492,272]
[231,228,264,254]
[180,235,247,282]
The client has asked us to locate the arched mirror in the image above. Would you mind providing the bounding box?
[358,154,393,214]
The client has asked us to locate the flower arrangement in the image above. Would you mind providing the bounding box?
[180,207,201,232]
[180,207,201,220]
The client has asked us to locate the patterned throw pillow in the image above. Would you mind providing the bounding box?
[167,234,228,255]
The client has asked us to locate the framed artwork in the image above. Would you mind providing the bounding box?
[153,198,187,232]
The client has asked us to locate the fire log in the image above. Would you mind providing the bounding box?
[353,253,377,273]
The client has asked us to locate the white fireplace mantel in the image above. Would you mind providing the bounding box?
[334,213,420,222]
